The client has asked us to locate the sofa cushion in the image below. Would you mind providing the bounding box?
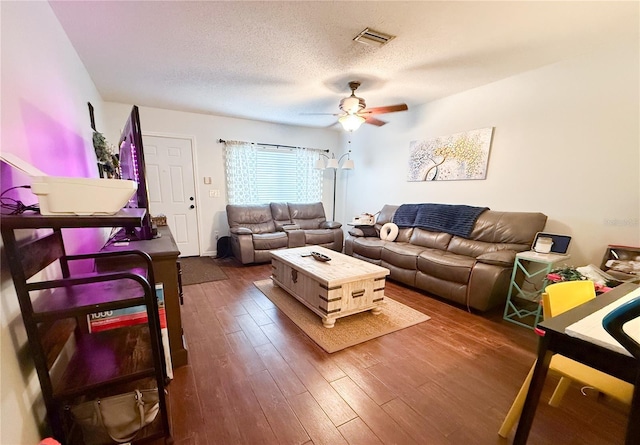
[395,228,415,243]
[226,204,276,234]
[409,228,453,250]
[417,249,476,284]
[382,242,427,270]
[470,211,547,244]
[288,202,326,229]
[352,253,383,266]
[351,237,387,260]
[304,229,336,245]
[382,261,417,287]
[252,232,288,250]
[270,202,292,230]
[448,236,528,258]
[415,272,468,306]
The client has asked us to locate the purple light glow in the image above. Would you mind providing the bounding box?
[20,102,95,178]
[2,103,107,258]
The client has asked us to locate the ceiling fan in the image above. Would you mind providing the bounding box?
[307,81,408,131]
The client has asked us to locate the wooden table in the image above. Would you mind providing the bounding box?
[514,282,640,444]
[270,246,390,328]
[100,226,188,368]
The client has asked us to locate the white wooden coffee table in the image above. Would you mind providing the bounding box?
[270,246,390,328]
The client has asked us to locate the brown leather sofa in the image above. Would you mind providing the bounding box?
[345,204,547,311]
[226,202,343,264]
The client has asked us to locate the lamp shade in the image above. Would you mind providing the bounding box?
[314,158,325,169]
[326,158,339,169]
[342,158,355,170]
[339,114,365,132]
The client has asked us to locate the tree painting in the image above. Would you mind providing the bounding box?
[407,128,494,181]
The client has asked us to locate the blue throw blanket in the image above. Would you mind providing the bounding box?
[392,203,489,238]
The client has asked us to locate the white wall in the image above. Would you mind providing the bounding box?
[1,2,104,444]
[100,104,341,256]
[341,41,639,266]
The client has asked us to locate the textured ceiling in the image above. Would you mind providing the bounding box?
[49,1,638,129]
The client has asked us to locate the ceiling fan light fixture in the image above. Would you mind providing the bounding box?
[339,114,365,132]
[340,96,364,114]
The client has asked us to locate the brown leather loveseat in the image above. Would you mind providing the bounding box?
[226,202,343,264]
[345,204,547,311]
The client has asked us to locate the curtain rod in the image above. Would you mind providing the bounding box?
[218,139,329,153]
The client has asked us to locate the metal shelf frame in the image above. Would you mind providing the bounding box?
[503,251,570,329]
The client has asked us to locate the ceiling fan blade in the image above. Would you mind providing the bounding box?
[361,104,408,115]
[299,112,340,116]
[365,116,387,127]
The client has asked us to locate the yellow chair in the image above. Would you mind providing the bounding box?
[498,280,634,438]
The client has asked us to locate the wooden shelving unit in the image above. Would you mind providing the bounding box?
[1,209,171,444]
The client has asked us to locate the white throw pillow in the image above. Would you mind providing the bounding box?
[380,223,399,241]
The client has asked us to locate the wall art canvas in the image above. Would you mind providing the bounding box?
[407,127,494,181]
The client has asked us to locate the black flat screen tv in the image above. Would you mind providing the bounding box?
[118,105,154,240]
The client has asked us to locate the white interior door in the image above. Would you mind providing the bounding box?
[143,135,200,257]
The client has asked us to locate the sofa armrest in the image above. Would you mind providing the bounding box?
[286,229,305,248]
[230,227,253,235]
[349,228,365,237]
[321,221,342,229]
[349,225,379,238]
[476,250,517,267]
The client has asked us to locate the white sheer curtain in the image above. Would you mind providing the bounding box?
[223,140,322,205]
[223,140,259,204]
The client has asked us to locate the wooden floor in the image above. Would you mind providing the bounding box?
[156,260,629,445]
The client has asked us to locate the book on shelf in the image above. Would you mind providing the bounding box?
[87,283,173,379]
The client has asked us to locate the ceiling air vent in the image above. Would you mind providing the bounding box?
[353,28,396,47]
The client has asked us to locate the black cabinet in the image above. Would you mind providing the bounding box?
[1,210,171,444]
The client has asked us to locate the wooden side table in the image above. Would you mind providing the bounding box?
[503,251,570,329]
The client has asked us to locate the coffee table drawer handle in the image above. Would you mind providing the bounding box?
[291,269,298,283]
[352,289,365,298]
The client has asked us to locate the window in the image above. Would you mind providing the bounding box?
[224,140,322,205]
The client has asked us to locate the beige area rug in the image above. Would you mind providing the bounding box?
[254,279,430,353]
[179,256,228,285]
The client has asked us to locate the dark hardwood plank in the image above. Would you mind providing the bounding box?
[166,365,204,440]
[288,356,358,427]
[226,330,267,376]
[337,418,385,445]
[186,342,243,445]
[249,369,310,445]
[235,313,271,347]
[254,342,307,397]
[287,391,350,445]
[381,397,448,444]
[214,354,278,445]
[331,350,397,406]
[214,306,243,334]
[241,297,275,326]
[331,376,420,445]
